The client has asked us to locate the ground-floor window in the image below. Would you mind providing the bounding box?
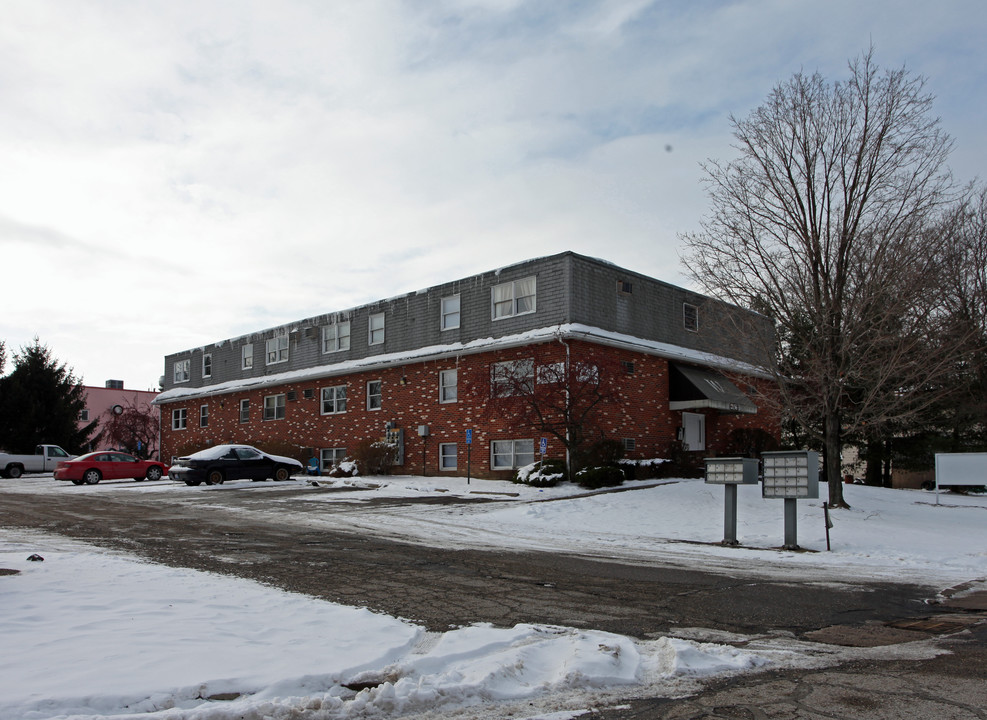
[172,408,187,430]
[239,399,249,423]
[491,439,534,470]
[320,447,347,471]
[199,404,208,427]
[439,443,457,470]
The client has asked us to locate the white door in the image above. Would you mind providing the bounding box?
[682,412,706,451]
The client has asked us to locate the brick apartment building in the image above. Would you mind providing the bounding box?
[154,252,779,477]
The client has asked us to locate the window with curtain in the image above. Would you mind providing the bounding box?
[491,276,536,319]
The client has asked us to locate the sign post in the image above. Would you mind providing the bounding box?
[466,429,473,485]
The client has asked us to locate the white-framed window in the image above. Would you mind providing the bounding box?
[439,443,457,471]
[439,369,457,403]
[623,438,636,452]
[173,359,190,384]
[323,321,351,353]
[366,380,382,410]
[682,411,705,451]
[320,447,347,471]
[683,303,699,332]
[80,409,90,422]
[172,408,187,430]
[266,336,289,365]
[369,313,385,345]
[575,362,599,383]
[239,399,249,423]
[263,393,286,421]
[491,359,534,397]
[241,343,253,370]
[321,385,347,414]
[199,404,209,427]
[202,353,212,379]
[491,439,534,470]
[441,295,460,330]
[491,276,536,319]
[537,362,565,384]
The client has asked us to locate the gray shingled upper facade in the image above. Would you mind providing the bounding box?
[159,252,771,397]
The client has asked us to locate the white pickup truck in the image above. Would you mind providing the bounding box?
[0,444,75,478]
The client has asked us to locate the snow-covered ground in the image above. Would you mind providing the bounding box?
[1,474,984,720]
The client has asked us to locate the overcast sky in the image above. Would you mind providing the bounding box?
[2,1,985,392]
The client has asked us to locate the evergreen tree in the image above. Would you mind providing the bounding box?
[0,339,96,453]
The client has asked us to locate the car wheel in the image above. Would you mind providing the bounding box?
[185,479,202,486]
[83,469,101,485]
[71,479,85,486]
[274,467,291,482]
[7,465,23,479]
[206,469,225,485]
[145,466,163,482]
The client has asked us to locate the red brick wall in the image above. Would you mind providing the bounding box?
[159,341,779,478]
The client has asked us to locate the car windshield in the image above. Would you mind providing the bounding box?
[185,445,254,461]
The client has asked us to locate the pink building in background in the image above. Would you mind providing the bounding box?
[79,380,160,455]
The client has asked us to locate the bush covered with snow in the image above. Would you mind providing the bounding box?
[513,460,565,487]
[574,464,625,489]
[328,460,359,477]
[352,440,398,475]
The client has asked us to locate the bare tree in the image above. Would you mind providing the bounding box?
[681,49,966,508]
[98,397,160,459]
[469,335,622,476]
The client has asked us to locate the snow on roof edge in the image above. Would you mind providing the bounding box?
[153,324,770,404]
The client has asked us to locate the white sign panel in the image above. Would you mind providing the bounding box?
[935,453,987,487]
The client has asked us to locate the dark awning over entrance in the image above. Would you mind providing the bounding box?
[668,363,757,414]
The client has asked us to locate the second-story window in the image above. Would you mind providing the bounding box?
[492,277,536,319]
[491,359,534,397]
[369,313,385,345]
[439,369,457,403]
[321,385,347,414]
[242,343,253,370]
[263,393,286,420]
[366,380,382,410]
[202,353,212,379]
[266,336,289,365]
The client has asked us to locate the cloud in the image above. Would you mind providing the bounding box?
[0,0,984,390]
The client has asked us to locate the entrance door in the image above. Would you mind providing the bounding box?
[682,412,706,451]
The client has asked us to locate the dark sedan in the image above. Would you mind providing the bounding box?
[54,451,168,485]
[168,444,303,486]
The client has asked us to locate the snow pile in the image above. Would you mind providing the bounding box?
[0,532,770,720]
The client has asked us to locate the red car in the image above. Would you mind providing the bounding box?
[54,451,168,485]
